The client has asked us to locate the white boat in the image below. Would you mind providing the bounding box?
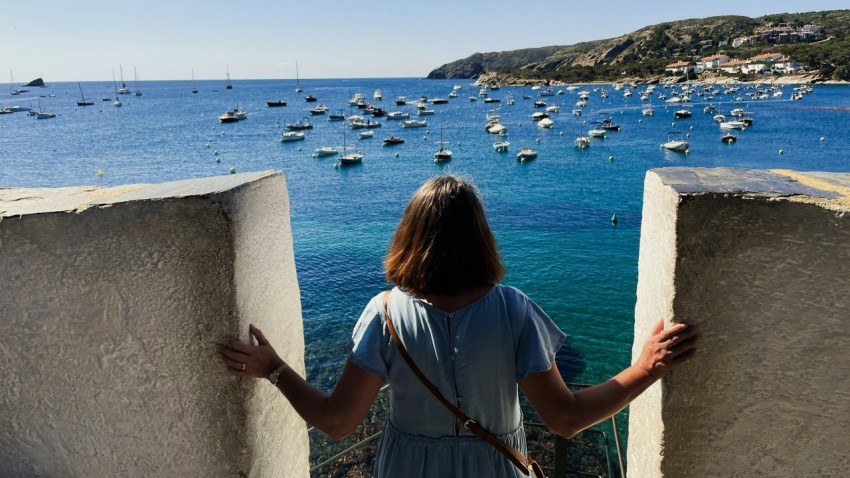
[309,104,328,115]
[530,112,548,121]
[401,119,427,128]
[493,141,510,153]
[434,127,452,163]
[719,121,746,130]
[545,105,559,113]
[285,118,313,130]
[574,136,590,149]
[358,130,374,139]
[280,131,305,142]
[313,147,339,157]
[468,96,477,102]
[642,105,654,116]
[453,84,462,90]
[661,131,689,152]
[588,125,606,138]
[486,122,507,135]
[116,65,130,94]
[538,88,555,97]
[730,108,745,117]
[572,108,582,116]
[373,89,382,100]
[338,127,363,165]
[417,109,435,116]
[713,114,726,123]
[537,117,554,128]
[386,111,410,120]
[516,147,537,162]
[448,90,458,98]
[294,61,302,93]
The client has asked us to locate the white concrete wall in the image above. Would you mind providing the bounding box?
[630,167,850,477]
[0,171,309,477]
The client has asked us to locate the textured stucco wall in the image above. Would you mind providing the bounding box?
[0,171,309,477]
[629,167,850,477]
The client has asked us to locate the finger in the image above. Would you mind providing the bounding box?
[668,348,697,367]
[216,346,250,362]
[652,318,665,336]
[224,338,254,354]
[250,324,270,346]
[225,367,251,378]
[218,352,247,371]
[659,323,689,342]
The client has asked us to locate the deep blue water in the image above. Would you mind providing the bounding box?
[3,78,849,392]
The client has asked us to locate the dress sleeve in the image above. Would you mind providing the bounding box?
[515,297,566,381]
[346,296,389,377]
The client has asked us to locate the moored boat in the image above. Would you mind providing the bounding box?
[516,147,537,162]
[266,100,287,107]
[383,136,404,146]
[280,131,305,142]
[493,141,510,153]
[660,131,689,152]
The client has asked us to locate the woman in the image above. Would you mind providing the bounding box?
[217,175,697,477]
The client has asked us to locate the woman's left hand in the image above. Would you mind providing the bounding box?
[216,324,284,379]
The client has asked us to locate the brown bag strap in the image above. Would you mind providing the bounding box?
[382,292,546,478]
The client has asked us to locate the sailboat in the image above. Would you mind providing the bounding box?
[133,66,142,96]
[338,125,363,166]
[191,68,198,94]
[77,83,94,106]
[225,65,233,90]
[294,61,302,93]
[9,71,28,95]
[117,65,130,94]
[434,126,453,163]
[111,71,122,107]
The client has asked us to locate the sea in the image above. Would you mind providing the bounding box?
[2,78,848,460]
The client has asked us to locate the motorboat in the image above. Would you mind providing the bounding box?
[720,121,746,130]
[309,104,328,115]
[285,118,313,130]
[369,107,385,117]
[572,108,582,116]
[516,147,537,162]
[383,136,405,146]
[373,89,382,100]
[313,147,339,157]
[266,100,287,107]
[537,117,554,128]
[642,105,654,116]
[660,131,689,152]
[713,114,726,123]
[703,104,717,114]
[328,110,346,121]
[339,152,363,165]
[588,123,606,138]
[386,111,410,120]
[600,118,621,131]
[530,112,549,121]
[432,97,448,104]
[538,88,555,97]
[545,105,559,113]
[280,131,305,142]
[468,96,477,102]
[231,107,248,120]
[448,91,458,98]
[219,111,239,123]
[394,96,406,105]
[721,134,737,143]
[674,109,692,119]
[493,141,510,153]
[574,136,591,149]
[304,95,318,102]
[401,119,427,128]
[534,100,547,108]
[730,108,745,117]
[486,122,507,135]
[483,98,500,104]
[358,130,374,139]
[35,110,56,119]
[417,109,435,116]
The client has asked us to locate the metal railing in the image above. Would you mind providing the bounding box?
[308,383,626,478]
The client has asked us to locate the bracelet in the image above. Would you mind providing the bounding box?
[269,362,290,385]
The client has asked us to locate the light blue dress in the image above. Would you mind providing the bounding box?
[347,285,566,477]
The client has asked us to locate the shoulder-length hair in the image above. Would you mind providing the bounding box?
[385,175,504,295]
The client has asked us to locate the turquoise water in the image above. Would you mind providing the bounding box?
[3,79,849,392]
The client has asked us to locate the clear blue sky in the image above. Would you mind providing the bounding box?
[4,1,847,82]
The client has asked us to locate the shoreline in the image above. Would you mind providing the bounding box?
[472,72,847,87]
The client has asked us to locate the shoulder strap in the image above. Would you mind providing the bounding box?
[382,292,546,478]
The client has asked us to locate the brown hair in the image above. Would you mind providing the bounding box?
[385,175,504,295]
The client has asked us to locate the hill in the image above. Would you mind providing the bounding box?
[427,10,850,83]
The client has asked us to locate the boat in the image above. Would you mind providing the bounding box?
[304,95,318,102]
[219,111,239,123]
[313,147,339,157]
[295,62,302,93]
[133,67,142,96]
[468,96,477,102]
[713,114,726,123]
[111,71,122,107]
[516,147,537,162]
[486,122,507,135]
[660,131,689,152]
[116,66,130,94]
[534,100,547,108]
[574,136,591,149]
[76,83,94,106]
[358,130,374,139]
[369,107,385,117]
[416,109,435,116]
[453,84,462,90]
[493,141,510,153]
[537,117,554,128]
[328,110,346,121]
[9,72,28,95]
[448,91,458,98]
[225,66,233,90]
[231,106,248,120]
[266,100,287,107]
[309,104,328,115]
[538,88,555,97]
[285,118,313,130]
[703,104,717,114]
[280,131,305,142]
[600,118,621,131]
[339,128,362,166]
[36,110,56,119]
[401,119,427,128]
[721,134,737,143]
[383,136,404,146]
[191,68,198,94]
[730,108,745,117]
[433,127,452,163]
[386,111,410,120]
[642,105,654,116]
[483,98,500,104]
[674,109,692,119]
[349,118,381,129]
[572,108,582,116]
[719,121,746,130]
[545,105,559,113]
[530,112,549,121]
[394,96,406,105]
[588,123,606,138]
[373,89,382,100]
[432,97,448,104]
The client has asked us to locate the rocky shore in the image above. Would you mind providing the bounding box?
[472,71,844,87]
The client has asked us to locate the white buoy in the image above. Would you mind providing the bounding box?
[779,149,784,155]
[686,133,690,138]
[608,156,614,161]
[216,158,220,163]
[229,167,236,174]
[297,147,302,151]
[213,150,219,155]
[820,136,825,142]
[638,119,642,123]
[689,126,694,130]
[560,131,563,135]
[536,138,540,143]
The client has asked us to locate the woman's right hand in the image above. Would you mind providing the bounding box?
[636,319,698,380]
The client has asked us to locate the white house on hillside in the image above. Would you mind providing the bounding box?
[701,54,730,70]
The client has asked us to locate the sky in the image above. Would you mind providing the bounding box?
[3,1,848,82]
